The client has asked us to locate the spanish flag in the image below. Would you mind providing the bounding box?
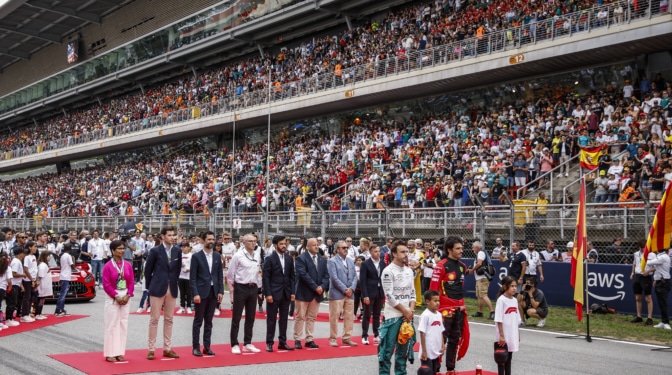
[570,179,587,322]
[641,182,672,271]
[579,145,606,170]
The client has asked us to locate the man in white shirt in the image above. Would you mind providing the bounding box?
[89,230,106,286]
[220,232,237,311]
[540,240,559,262]
[55,242,74,317]
[491,238,507,259]
[227,233,262,354]
[643,250,671,329]
[522,241,544,283]
[178,243,193,314]
[131,231,146,283]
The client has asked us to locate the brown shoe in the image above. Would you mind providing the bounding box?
[163,349,180,358]
[105,357,118,363]
[115,356,125,362]
[342,339,358,347]
[146,351,155,360]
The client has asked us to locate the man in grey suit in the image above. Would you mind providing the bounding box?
[327,240,358,347]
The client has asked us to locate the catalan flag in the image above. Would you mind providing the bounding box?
[641,182,672,271]
[570,179,587,322]
[579,145,606,170]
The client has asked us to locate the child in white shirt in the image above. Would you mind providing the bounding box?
[417,290,445,374]
[494,276,521,375]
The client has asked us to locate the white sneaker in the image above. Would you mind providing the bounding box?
[243,344,261,353]
[565,173,569,177]
[187,307,192,314]
[600,215,604,219]
[362,337,369,345]
[373,336,380,344]
[231,345,241,355]
[0,323,8,329]
[536,318,546,327]
[136,308,144,313]
[557,174,563,178]
[591,215,598,218]
[214,309,221,316]
[7,320,20,327]
[20,316,35,323]
[288,315,294,320]
[664,324,671,330]
[147,307,151,313]
[653,322,665,328]
[35,315,47,320]
[176,307,184,314]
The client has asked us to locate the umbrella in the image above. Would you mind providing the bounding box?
[118,221,144,236]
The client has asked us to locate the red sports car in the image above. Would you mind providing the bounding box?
[47,262,97,302]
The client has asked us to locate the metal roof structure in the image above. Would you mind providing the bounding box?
[0,0,131,70]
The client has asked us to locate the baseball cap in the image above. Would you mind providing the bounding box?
[566,241,574,248]
[599,170,606,176]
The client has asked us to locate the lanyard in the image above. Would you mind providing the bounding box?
[111,259,125,277]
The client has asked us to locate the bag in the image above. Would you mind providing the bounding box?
[475,250,496,280]
[590,303,615,314]
[494,341,509,365]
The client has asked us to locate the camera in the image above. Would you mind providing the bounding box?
[119,229,130,242]
[523,284,532,291]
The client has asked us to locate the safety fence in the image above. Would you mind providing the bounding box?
[4,201,658,264]
[3,4,669,159]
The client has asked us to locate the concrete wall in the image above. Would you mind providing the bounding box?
[0,0,218,96]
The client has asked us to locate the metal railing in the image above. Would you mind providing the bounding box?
[2,4,669,160]
[6,200,658,263]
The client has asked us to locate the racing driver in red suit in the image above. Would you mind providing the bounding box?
[429,236,472,374]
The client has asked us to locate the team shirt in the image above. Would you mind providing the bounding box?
[381,262,415,319]
[417,308,445,360]
[180,251,192,280]
[494,294,521,352]
[60,253,73,281]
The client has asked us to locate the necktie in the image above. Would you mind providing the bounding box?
[313,255,318,270]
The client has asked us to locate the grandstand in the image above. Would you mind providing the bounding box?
[0,0,671,259]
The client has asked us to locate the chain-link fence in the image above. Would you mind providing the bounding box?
[2,200,657,264]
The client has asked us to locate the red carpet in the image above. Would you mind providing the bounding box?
[0,315,88,337]
[51,338,388,375]
[50,337,495,375]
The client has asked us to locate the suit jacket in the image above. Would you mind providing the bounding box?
[327,255,357,300]
[144,243,182,298]
[294,251,329,302]
[189,250,224,299]
[360,257,386,300]
[262,251,295,301]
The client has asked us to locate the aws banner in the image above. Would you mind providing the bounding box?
[460,260,671,318]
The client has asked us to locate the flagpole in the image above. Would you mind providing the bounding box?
[584,260,591,342]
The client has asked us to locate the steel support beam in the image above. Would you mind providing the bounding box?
[0,24,61,43]
[0,48,30,60]
[27,2,102,24]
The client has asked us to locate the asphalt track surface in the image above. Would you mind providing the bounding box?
[3,291,670,375]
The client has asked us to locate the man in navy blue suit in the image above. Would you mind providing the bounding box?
[293,237,329,349]
[144,227,181,360]
[360,244,386,345]
[262,235,296,352]
[190,231,224,357]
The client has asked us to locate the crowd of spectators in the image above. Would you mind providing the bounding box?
[0,66,670,220]
[0,0,653,155]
